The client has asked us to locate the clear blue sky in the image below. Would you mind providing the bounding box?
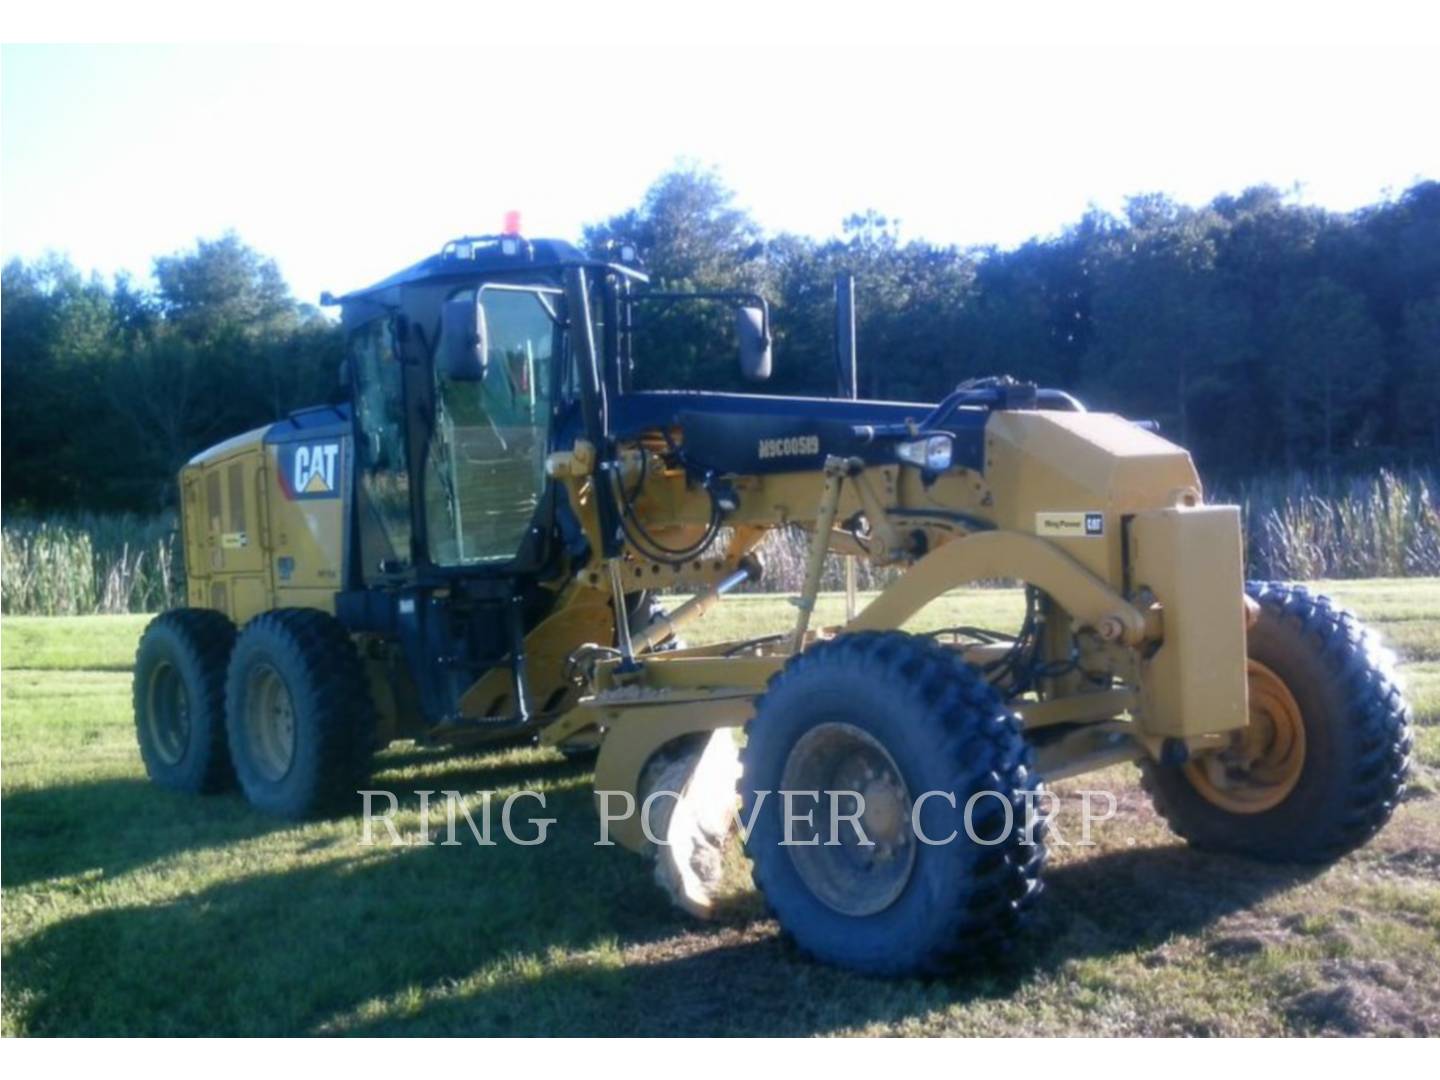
[2,43,1437,306]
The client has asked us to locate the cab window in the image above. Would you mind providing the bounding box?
[351,317,412,575]
[425,285,560,566]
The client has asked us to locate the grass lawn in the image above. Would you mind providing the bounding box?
[2,581,1438,1036]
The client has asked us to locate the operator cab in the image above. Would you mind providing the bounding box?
[333,234,591,588]
[329,228,781,593]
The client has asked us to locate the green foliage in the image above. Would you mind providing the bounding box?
[152,233,298,340]
[2,233,341,513]
[1277,278,1384,472]
[580,169,1440,484]
[1,256,120,509]
[585,167,769,392]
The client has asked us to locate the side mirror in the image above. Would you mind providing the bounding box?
[441,297,488,381]
[736,305,772,381]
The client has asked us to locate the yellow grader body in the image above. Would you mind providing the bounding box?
[541,410,1250,852]
[138,231,1411,976]
[178,406,1249,841]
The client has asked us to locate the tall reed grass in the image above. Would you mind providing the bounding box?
[1,514,181,615]
[2,469,1435,615]
[750,467,1440,592]
[1222,468,1440,582]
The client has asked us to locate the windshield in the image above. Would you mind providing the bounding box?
[424,284,560,566]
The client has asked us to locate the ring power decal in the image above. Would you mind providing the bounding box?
[1035,511,1105,537]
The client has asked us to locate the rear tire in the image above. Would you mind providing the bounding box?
[1142,582,1412,862]
[741,631,1045,975]
[225,609,377,819]
[133,608,236,793]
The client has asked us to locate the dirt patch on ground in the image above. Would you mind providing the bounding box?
[1400,761,1438,802]
[1355,797,1440,881]
[1284,957,1440,1036]
[622,919,778,970]
[1380,846,1440,877]
[1205,912,1296,959]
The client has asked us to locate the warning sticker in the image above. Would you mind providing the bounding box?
[1036,511,1105,538]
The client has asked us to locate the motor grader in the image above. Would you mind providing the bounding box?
[134,227,1411,974]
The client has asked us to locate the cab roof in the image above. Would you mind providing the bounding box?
[332,234,634,306]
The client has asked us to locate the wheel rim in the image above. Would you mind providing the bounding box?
[146,661,190,766]
[779,721,917,917]
[1185,658,1307,814]
[245,663,297,782]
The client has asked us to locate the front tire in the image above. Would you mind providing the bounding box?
[741,631,1045,975]
[225,609,377,819]
[133,608,237,793]
[1142,582,1412,862]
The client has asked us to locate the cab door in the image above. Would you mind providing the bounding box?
[349,316,415,586]
[423,284,563,570]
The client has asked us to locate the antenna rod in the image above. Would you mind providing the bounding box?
[835,272,858,400]
[834,272,861,622]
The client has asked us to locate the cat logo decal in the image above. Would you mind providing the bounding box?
[278,442,343,501]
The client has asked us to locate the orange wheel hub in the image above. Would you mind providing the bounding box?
[1184,659,1306,814]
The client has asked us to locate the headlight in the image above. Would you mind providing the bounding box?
[897,434,953,472]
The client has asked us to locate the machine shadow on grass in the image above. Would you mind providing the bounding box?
[334,845,1321,1037]
[0,745,584,891]
[3,775,666,1035]
[3,744,1320,1036]
[367,742,591,794]
[0,778,293,889]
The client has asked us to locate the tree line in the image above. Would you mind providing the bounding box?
[2,235,341,512]
[587,170,1440,484]
[4,169,1437,514]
